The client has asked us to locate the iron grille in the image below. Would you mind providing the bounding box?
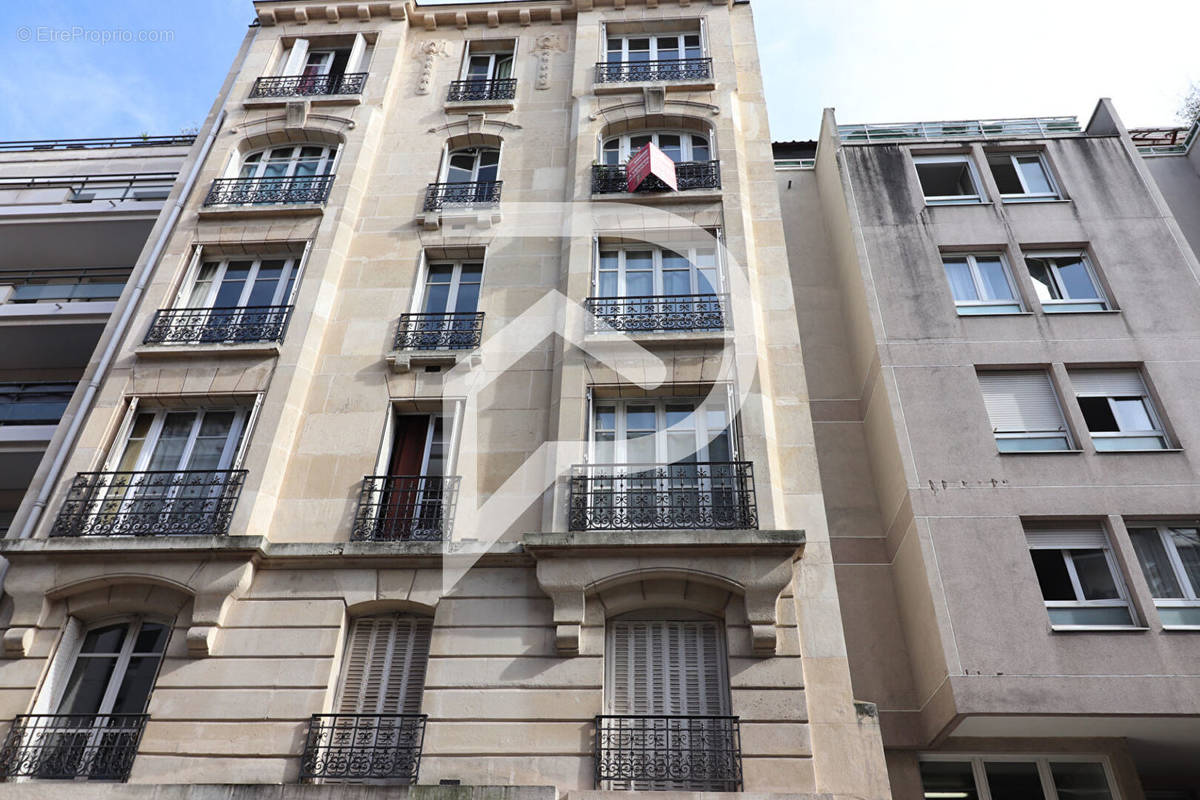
[301,714,426,783]
[394,312,484,351]
[352,476,459,542]
[144,306,293,345]
[50,469,247,538]
[594,715,742,791]
[568,462,757,531]
[586,294,727,333]
[423,181,502,211]
[249,73,368,98]
[203,175,335,206]
[591,161,721,194]
[447,78,517,102]
[594,58,713,84]
[0,714,148,782]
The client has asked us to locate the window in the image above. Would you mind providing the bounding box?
[977,371,1072,452]
[277,35,369,80]
[1069,369,1168,451]
[238,145,337,181]
[183,257,300,312]
[601,132,711,165]
[1128,523,1200,627]
[591,397,734,465]
[112,407,249,475]
[360,414,452,541]
[462,46,513,81]
[606,33,703,66]
[913,154,985,204]
[0,382,74,426]
[1026,526,1134,627]
[444,147,500,185]
[942,253,1021,314]
[919,756,1116,800]
[987,152,1060,200]
[1024,252,1108,312]
[336,614,432,716]
[419,262,481,316]
[596,244,720,300]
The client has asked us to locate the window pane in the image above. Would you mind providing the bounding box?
[916,162,977,198]
[145,413,196,471]
[80,624,129,655]
[984,761,1046,800]
[1071,549,1120,600]
[1026,258,1061,302]
[1049,762,1113,800]
[943,259,979,302]
[691,136,710,162]
[626,405,655,432]
[57,656,119,715]
[110,655,162,714]
[988,156,1025,194]
[133,623,170,654]
[919,761,979,800]
[1031,549,1076,601]
[1017,156,1055,195]
[1048,606,1133,626]
[1054,257,1100,300]
[1077,397,1118,432]
[1129,528,1184,598]
[1110,398,1153,432]
[1168,527,1200,595]
[975,257,1015,301]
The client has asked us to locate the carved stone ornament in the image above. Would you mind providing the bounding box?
[532,33,568,90]
[416,40,450,95]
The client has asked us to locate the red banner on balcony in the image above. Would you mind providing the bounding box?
[626,142,678,192]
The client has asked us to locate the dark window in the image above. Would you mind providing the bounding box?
[1077,396,1119,432]
[985,762,1046,800]
[918,762,979,800]
[1030,550,1075,601]
[915,160,978,199]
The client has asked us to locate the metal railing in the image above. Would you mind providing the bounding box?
[394,312,484,351]
[595,58,713,84]
[249,72,367,98]
[592,161,721,194]
[587,294,726,333]
[447,78,517,102]
[775,158,815,170]
[0,172,178,202]
[0,267,130,304]
[144,306,293,345]
[204,174,335,206]
[837,116,1081,144]
[301,713,427,784]
[0,713,148,781]
[1137,121,1200,156]
[594,715,742,791]
[50,469,247,538]
[352,475,460,542]
[423,180,502,211]
[0,382,75,426]
[569,462,758,531]
[0,135,194,152]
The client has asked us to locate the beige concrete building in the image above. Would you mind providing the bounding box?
[776,107,1200,799]
[0,1,890,798]
[0,135,194,535]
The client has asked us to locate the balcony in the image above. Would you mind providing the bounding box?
[591,161,721,194]
[594,715,742,791]
[587,294,726,333]
[0,172,177,205]
[594,58,713,85]
[248,73,367,99]
[50,469,247,538]
[568,462,758,531]
[0,382,73,427]
[301,713,427,784]
[447,78,517,103]
[203,175,335,207]
[0,713,148,781]
[352,475,459,542]
[837,116,1081,145]
[423,181,502,212]
[394,312,484,351]
[143,306,293,346]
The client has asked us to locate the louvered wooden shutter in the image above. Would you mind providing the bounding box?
[338,615,432,715]
[1068,369,1147,396]
[608,620,728,716]
[978,371,1066,433]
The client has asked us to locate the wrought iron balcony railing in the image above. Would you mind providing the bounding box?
[592,161,721,194]
[301,714,427,784]
[447,78,517,102]
[423,181,502,211]
[352,475,459,542]
[569,462,757,531]
[203,174,335,206]
[594,715,742,791]
[595,58,713,84]
[0,713,148,782]
[51,469,247,538]
[249,72,367,98]
[587,294,726,333]
[144,306,293,345]
[394,312,484,351]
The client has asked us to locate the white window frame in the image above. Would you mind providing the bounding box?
[180,256,303,310]
[1127,522,1200,628]
[918,754,1121,800]
[47,616,172,715]
[1023,251,1109,312]
[1026,529,1135,630]
[460,49,514,81]
[912,153,986,205]
[600,131,712,165]
[112,407,249,474]
[237,145,339,180]
[1070,371,1167,451]
[588,396,735,465]
[439,147,502,184]
[409,260,484,315]
[604,31,705,64]
[942,252,1023,314]
[594,244,723,299]
[987,151,1061,201]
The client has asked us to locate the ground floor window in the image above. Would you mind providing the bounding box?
[919,755,1117,800]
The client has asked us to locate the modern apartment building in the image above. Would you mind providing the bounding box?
[0,1,891,798]
[776,106,1200,799]
[0,136,194,536]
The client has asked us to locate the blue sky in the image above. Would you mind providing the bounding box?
[1,0,1197,142]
